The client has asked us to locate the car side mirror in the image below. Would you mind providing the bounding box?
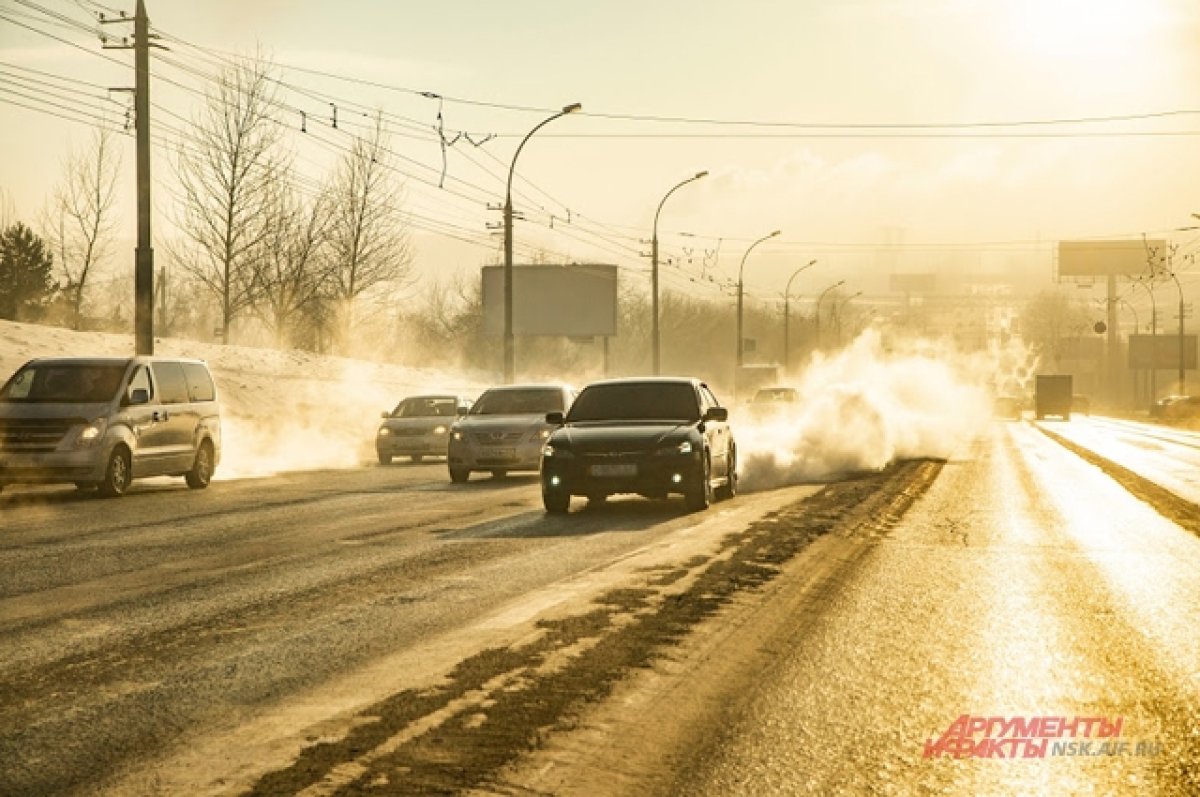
[546,411,565,425]
[381,411,390,419]
[703,407,728,422]
[129,388,150,406]
[457,406,469,416]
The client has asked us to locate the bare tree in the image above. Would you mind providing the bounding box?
[254,176,334,346]
[172,55,286,343]
[44,126,122,329]
[326,113,413,352]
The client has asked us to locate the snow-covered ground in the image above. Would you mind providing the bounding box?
[0,320,488,480]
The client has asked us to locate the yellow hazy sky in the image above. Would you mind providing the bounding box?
[3,0,1200,299]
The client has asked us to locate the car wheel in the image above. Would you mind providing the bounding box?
[543,488,570,514]
[586,493,607,507]
[449,467,470,484]
[715,445,737,500]
[491,469,508,479]
[411,455,424,463]
[684,454,712,512]
[97,446,132,498]
[186,441,215,490]
[377,452,392,466]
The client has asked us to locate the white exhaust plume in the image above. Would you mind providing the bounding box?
[736,329,995,490]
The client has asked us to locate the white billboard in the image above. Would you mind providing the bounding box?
[1057,240,1164,278]
[482,264,618,337]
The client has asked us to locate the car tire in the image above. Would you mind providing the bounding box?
[97,446,132,498]
[543,488,570,514]
[377,452,392,466]
[449,467,470,484]
[186,441,215,490]
[586,493,607,507]
[715,445,737,500]
[411,455,424,463]
[684,454,712,512]
[491,469,508,479]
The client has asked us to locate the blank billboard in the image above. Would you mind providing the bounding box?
[482,264,618,337]
[1057,240,1164,278]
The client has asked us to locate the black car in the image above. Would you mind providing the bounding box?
[539,377,736,514]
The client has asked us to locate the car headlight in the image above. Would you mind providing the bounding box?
[538,428,552,440]
[432,425,448,435]
[654,440,693,456]
[451,430,464,441]
[542,443,573,458]
[76,418,107,448]
[377,427,391,437]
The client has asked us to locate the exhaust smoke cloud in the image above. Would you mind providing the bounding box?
[736,329,996,491]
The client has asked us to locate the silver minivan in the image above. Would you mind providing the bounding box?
[0,357,221,497]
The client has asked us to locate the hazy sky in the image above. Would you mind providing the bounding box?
[3,0,1200,303]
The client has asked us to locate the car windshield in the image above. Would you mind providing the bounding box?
[752,388,797,402]
[0,363,127,403]
[392,397,457,417]
[567,383,700,422]
[470,388,563,416]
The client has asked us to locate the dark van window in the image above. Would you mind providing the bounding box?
[151,362,189,404]
[182,363,216,402]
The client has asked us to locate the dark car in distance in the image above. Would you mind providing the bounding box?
[539,377,736,514]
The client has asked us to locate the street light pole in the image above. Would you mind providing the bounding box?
[834,291,863,346]
[651,171,707,375]
[782,259,817,370]
[503,102,581,384]
[814,280,845,349]
[736,230,781,369]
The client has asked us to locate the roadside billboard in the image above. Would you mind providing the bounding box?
[482,264,618,337]
[1128,334,1198,370]
[1057,240,1164,278]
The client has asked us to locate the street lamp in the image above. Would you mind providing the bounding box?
[736,230,781,368]
[814,280,845,349]
[651,170,708,375]
[834,291,863,346]
[782,259,817,370]
[503,102,582,383]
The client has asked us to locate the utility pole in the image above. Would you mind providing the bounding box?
[102,0,156,355]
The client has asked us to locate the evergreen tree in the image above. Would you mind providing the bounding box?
[0,222,56,321]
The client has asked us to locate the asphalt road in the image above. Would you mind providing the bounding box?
[0,461,823,796]
[7,417,1200,796]
[641,421,1200,795]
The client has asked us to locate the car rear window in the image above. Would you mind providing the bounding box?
[471,388,564,415]
[182,363,216,402]
[567,383,699,422]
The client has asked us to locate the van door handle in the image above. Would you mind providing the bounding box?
[153,410,169,422]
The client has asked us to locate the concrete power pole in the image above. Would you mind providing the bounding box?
[103,1,155,355]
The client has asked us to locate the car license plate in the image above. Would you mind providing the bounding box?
[482,447,516,461]
[591,463,637,478]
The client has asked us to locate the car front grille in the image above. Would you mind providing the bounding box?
[0,418,83,452]
[473,432,524,445]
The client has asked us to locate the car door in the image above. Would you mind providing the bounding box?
[123,364,169,478]
[700,385,732,479]
[149,361,195,474]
